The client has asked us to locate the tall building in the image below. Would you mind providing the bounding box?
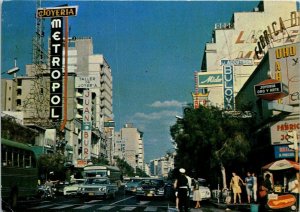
[1,37,114,167]
[198,0,299,110]
[118,123,145,171]
[149,152,175,177]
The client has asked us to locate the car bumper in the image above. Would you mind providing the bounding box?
[136,190,165,197]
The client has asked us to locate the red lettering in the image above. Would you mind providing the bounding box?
[235,31,245,44]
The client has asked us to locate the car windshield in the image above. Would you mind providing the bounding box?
[85,178,109,185]
[141,179,164,187]
[131,179,143,183]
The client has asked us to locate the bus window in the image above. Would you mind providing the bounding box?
[24,153,32,168]
[7,148,12,166]
[13,150,19,167]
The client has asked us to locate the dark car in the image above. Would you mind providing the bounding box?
[124,177,145,194]
[135,178,165,200]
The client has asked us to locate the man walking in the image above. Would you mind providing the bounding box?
[174,168,189,212]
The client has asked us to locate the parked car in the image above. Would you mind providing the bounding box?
[135,178,165,200]
[77,177,118,200]
[190,178,211,201]
[63,179,85,196]
[124,177,146,194]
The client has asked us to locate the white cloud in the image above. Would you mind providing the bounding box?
[149,100,186,108]
[133,110,179,121]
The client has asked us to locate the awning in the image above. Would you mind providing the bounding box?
[262,159,300,171]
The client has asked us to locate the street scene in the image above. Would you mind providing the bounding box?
[1,0,300,212]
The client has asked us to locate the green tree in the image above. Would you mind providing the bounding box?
[170,105,254,189]
[115,157,148,177]
[1,115,38,144]
[38,152,67,181]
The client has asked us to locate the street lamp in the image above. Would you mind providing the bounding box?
[1,58,20,77]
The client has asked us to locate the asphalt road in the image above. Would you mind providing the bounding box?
[10,193,239,212]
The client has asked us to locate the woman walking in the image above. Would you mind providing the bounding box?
[230,172,244,204]
[192,178,201,208]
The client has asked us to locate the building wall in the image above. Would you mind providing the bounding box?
[120,124,144,170]
[201,0,299,109]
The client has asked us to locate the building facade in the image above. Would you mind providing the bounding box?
[1,37,114,167]
[117,123,145,171]
[198,0,299,110]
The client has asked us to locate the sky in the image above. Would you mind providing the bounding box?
[1,0,260,162]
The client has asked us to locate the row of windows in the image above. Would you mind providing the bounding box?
[1,145,37,168]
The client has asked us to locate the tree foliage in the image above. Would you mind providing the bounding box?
[38,152,67,181]
[115,157,148,177]
[1,115,38,144]
[170,105,254,183]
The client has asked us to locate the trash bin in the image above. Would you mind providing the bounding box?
[250,204,259,212]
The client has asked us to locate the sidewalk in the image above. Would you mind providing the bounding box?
[210,199,253,211]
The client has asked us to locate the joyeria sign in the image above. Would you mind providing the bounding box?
[37,6,78,120]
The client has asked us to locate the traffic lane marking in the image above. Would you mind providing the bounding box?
[109,195,136,205]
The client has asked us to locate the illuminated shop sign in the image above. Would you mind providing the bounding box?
[50,18,63,119]
[82,90,92,160]
[223,66,234,110]
[255,11,300,59]
[36,6,78,18]
[198,71,223,87]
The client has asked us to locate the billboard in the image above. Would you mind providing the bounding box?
[82,90,92,159]
[269,43,300,105]
[223,65,234,110]
[270,119,300,145]
[75,76,100,88]
[197,71,223,87]
[274,145,300,159]
[49,17,63,119]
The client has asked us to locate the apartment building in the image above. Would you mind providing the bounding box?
[1,37,114,167]
[116,123,145,171]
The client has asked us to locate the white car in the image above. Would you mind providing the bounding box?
[190,178,211,200]
[63,179,85,196]
[77,177,118,199]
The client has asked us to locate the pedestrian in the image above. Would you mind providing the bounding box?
[174,168,189,212]
[258,174,272,211]
[263,173,273,191]
[252,173,258,203]
[192,178,201,208]
[230,172,244,204]
[245,171,254,204]
[173,179,179,210]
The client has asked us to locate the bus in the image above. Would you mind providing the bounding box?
[83,165,122,187]
[1,138,39,208]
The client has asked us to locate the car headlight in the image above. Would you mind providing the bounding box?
[136,187,143,191]
[99,187,106,192]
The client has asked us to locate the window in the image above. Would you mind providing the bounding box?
[17,89,22,95]
[16,99,21,106]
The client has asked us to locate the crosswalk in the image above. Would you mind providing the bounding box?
[27,200,174,211]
